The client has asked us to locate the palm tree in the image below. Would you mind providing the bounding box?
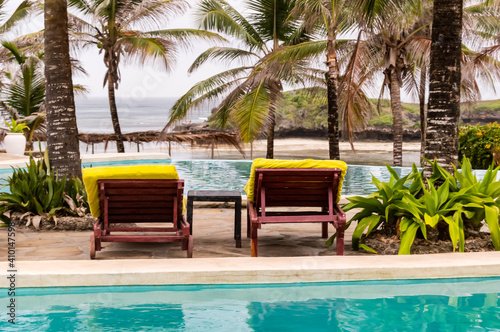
[291,0,357,160]
[68,0,223,153]
[44,0,82,178]
[1,42,45,151]
[357,1,430,166]
[166,0,316,159]
[423,0,463,176]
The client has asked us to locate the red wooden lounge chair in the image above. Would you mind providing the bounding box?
[89,179,192,259]
[247,168,346,257]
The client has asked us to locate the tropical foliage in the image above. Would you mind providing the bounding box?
[69,0,223,153]
[459,122,500,169]
[1,42,45,149]
[0,153,89,228]
[4,119,27,133]
[338,158,500,255]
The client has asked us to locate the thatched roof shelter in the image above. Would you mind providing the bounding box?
[0,129,245,157]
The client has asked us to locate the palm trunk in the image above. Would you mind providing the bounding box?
[389,69,403,167]
[266,90,278,159]
[424,0,463,177]
[107,74,125,153]
[44,0,81,178]
[326,37,340,160]
[419,65,427,166]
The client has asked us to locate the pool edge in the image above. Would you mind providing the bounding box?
[2,252,500,288]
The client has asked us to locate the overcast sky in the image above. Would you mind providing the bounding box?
[9,0,500,101]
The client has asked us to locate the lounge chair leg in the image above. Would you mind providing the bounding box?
[251,223,258,257]
[90,236,96,260]
[182,237,188,250]
[322,222,328,238]
[186,235,193,258]
[246,207,251,238]
[336,224,345,256]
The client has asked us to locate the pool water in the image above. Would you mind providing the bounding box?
[1,277,500,331]
[0,159,492,196]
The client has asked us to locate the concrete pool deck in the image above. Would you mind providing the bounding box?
[2,204,500,288]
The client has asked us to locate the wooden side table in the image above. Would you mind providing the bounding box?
[186,190,242,248]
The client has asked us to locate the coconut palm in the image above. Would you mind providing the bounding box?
[68,0,223,153]
[290,0,361,160]
[44,0,82,178]
[357,0,431,167]
[166,0,317,159]
[423,0,463,176]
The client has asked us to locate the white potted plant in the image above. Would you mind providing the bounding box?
[4,119,27,155]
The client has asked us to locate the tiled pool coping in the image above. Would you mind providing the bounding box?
[2,252,500,288]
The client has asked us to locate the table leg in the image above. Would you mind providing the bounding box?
[235,199,242,248]
[187,197,194,235]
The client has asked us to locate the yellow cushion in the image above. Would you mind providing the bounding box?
[83,165,180,218]
[244,158,348,203]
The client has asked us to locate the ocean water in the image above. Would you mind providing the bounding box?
[75,97,211,134]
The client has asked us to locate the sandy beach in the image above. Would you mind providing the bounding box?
[1,138,422,166]
[165,138,422,166]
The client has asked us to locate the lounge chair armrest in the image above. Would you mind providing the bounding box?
[180,216,190,236]
[247,199,259,223]
[333,203,347,226]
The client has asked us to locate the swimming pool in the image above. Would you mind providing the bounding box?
[0,159,493,195]
[0,159,416,196]
[1,277,500,331]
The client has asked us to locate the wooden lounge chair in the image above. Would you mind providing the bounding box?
[246,167,346,257]
[83,166,192,259]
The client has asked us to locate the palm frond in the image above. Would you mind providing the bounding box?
[196,0,264,50]
[68,0,96,16]
[231,81,270,143]
[188,46,258,73]
[120,35,176,70]
[146,28,227,47]
[0,0,32,34]
[123,0,188,29]
[165,66,251,129]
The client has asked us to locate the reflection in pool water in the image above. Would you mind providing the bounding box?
[0,159,493,196]
[1,278,500,331]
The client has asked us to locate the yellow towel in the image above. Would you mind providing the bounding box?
[83,165,180,218]
[244,158,348,203]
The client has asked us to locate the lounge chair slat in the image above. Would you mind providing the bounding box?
[104,188,179,196]
[101,235,185,243]
[264,200,328,207]
[264,193,329,201]
[107,214,175,222]
[264,183,331,189]
[108,201,173,209]
[108,208,173,215]
[107,195,176,202]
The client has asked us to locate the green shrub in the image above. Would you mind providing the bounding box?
[369,113,394,127]
[0,152,89,228]
[335,158,500,254]
[459,122,500,169]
